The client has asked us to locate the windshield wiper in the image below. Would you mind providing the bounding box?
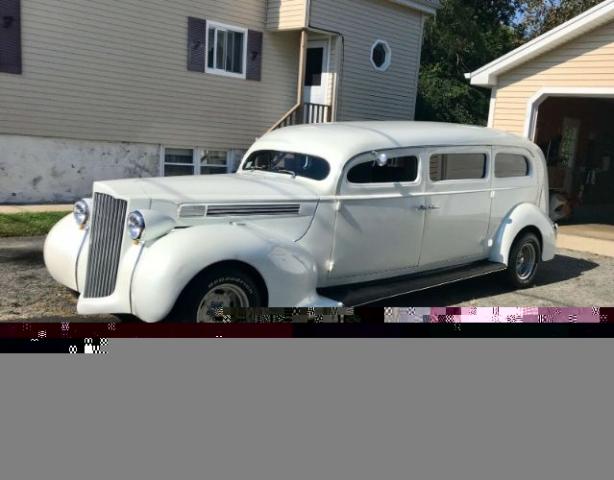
[244,165,268,171]
[272,168,297,178]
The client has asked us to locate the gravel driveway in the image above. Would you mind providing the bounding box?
[1,236,612,321]
[0,236,112,322]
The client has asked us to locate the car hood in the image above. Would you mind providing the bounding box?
[93,172,320,203]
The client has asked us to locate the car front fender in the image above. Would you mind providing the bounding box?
[43,213,88,292]
[130,223,338,323]
[490,203,557,265]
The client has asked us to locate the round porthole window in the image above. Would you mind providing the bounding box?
[371,40,391,71]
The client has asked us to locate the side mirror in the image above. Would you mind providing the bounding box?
[373,152,388,167]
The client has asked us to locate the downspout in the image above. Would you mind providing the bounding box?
[296,28,308,104]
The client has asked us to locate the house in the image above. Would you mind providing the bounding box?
[0,0,440,204]
[466,0,614,223]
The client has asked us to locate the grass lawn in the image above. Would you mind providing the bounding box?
[0,212,70,237]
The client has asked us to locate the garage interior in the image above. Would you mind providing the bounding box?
[534,96,614,225]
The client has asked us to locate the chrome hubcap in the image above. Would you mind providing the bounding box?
[197,284,250,322]
[516,243,537,281]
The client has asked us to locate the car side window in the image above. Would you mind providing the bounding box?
[495,153,530,178]
[430,153,487,181]
[347,156,418,184]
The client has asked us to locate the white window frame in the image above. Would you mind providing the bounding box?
[205,20,248,79]
[370,40,392,72]
[161,147,230,176]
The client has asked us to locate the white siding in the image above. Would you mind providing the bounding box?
[266,0,307,30]
[0,0,301,150]
[310,0,424,121]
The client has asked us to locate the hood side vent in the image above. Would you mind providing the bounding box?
[206,204,301,217]
[179,204,207,218]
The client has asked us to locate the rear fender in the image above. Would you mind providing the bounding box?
[490,203,557,265]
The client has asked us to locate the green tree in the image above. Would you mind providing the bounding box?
[518,0,604,39]
[416,0,521,125]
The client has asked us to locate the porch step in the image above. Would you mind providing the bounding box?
[319,261,508,307]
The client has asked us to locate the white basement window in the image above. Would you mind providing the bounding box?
[163,148,230,176]
[206,21,247,78]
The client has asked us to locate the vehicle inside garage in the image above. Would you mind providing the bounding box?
[534,96,614,225]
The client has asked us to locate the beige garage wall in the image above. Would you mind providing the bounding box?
[492,20,614,136]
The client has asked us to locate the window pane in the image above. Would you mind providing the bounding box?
[305,48,323,87]
[372,44,387,68]
[231,32,244,73]
[207,28,215,68]
[165,148,193,164]
[164,164,194,176]
[496,153,529,178]
[216,30,226,70]
[430,153,487,181]
[226,31,234,73]
[347,156,418,184]
[201,150,228,167]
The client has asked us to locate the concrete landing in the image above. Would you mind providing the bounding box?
[557,224,614,258]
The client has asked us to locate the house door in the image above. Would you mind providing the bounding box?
[304,40,329,106]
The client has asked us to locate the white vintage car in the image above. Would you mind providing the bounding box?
[45,122,557,322]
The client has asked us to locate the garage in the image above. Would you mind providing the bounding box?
[534,96,614,223]
[466,0,614,227]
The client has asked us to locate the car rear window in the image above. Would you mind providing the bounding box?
[430,153,487,181]
[347,156,418,184]
[495,153,530,178]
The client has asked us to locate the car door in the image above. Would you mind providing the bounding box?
[419,146,493,269]
[329,148,426,282]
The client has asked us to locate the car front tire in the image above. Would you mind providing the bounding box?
[506,232,541,289]
[165,266,264,323]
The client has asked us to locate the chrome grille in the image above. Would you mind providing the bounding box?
[206,204,300,217]
[84,193,127,298]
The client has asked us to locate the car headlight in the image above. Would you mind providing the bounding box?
[127,211,146,240]
[73,199,90,227]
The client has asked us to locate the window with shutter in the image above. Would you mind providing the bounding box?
[205,21,249,79]
[0,0,22,74]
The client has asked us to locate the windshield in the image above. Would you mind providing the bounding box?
[242,150,330,181]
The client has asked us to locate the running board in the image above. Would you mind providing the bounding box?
[318,261,507,307]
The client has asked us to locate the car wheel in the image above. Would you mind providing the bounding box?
[506,232,541,289]
[166,266,264,323]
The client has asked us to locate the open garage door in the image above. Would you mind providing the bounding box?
[534,96,614,224]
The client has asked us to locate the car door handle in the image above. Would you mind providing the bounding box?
[416,205,428,211]
[428,205,440,210]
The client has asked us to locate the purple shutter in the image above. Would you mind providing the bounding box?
[0,0,22,74]
[246,30,263,81]
[187,17,206,72]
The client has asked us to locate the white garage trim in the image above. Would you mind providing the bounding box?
[523,87,614,140]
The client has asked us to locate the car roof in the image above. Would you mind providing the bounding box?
[251,121,535,166]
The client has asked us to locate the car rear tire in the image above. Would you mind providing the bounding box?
[506,232,541,289]
[165,266,264,323]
